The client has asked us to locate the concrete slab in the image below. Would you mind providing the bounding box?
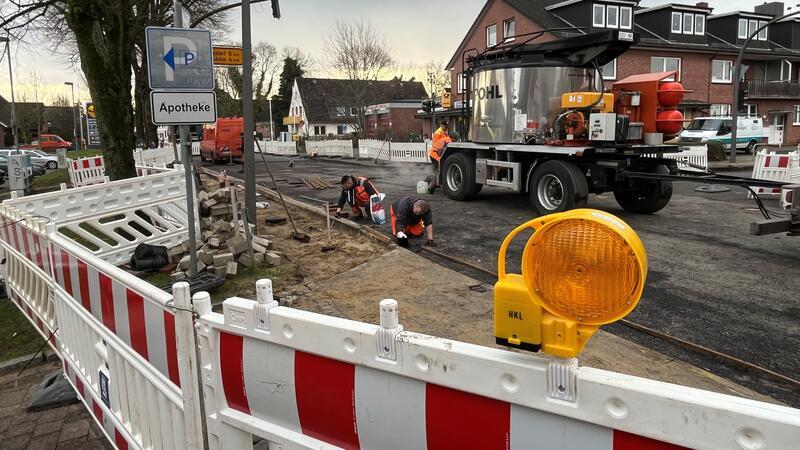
[297,248,779,404]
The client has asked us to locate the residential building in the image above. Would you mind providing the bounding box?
[446,0,800,145]
[364,100,425,141]
[285,78,427,138]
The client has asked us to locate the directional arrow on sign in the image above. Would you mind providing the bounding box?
[163,47,176,71]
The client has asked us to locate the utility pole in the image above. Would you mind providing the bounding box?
[65,82,77,153]
[242,0,256,224]
[269,98,275,140]
[174,0,198,276]
[1,36,18,149]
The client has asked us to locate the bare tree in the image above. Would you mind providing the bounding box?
[394,61,450,96]
[282,46,315,74]
[324,19,393,135]
[214,41,281,119]
[51,93,71,107]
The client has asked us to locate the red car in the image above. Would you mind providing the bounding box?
[20,134,73,152]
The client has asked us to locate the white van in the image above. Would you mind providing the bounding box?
[679,116,766,153]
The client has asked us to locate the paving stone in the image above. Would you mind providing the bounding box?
[198,190,209,202]
[3,433,31,450]
[264,252,281,267]
[207,237,220,248]
[228,234,248,255]
[198,250,215,266]
[238,252,255,268]
[226,261,238,277]
[251,242,267,254]
[213,252,234,266]
[6,417,37,437]
[33,419,64,437]
[59,419,89,442]
[27,431,60,450]
[252,235,272,249]
[38,406,70,424]
[201,198,218,210]
[177,255,191,271]
[210,204,231,217]
[170,271,186,282]
[0,387,27,408]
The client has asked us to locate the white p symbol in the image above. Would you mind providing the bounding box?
[163,36,198,82]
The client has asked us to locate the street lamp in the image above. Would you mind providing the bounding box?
[64,81,78,153]
[0,36,18,149]
[730,5,800,162]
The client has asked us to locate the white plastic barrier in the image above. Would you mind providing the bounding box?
[357,139,390,161]
[195,284,800,450]
[749,150,800,197]
[256,140,298,156]
[3,165,195,266]
[68,156,107,187]
[306,139,354,158]
[644,146,708,172]
[134,147,178,167]
[389,141,430,163]
[191,141,201,156]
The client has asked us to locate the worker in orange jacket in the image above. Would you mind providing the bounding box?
[390,196,435,248]
[336,175,379,220]
[427,120,452,194]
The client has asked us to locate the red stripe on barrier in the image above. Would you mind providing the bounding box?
[92,400,103,421]
[765,156,772,167]
[219,332,250,414]
[295,351,360,450]
[10,221,20,253]
[425,384,510,450]
[115,429,129,450]
[60,249,73,296]
[613,430,689,449]
[20,226,30,260]
[77,259,91,311]
[94,157,102,167]
[76,377,84,398]
[36,318,43,331]
[778,156,789,168]
[98,273,116,333]
[32,234,44,270]
[127,290,149,359]
[164,310,180,386]
[82,159,90,169]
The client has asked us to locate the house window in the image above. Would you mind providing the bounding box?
[745,104,758,116]
[503,19,516,41]
[712,60,733,83]
[749,19,758,39]
[794,105,800,125]
[758,21,768,40]
[350,106,358,116]
[651,56,681,81]
[683,13,694,34]
[671,12,682,34]
[337,124,348,135]
[738,19,747,39]
[781,60,792,81]
[457,72,464,94]
[593,4,605,27]
[601,58,617,80]
[486,24,497,47]
[314,125,326,135]
[620,7,632,30]
[336,106,346,117]
[606,5,619,29]
[710,104,731,116]
[695,14,705,35]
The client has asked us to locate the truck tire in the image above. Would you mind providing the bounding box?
[442,153,482,201]
[529,160,588,215]
[613,165,673,214]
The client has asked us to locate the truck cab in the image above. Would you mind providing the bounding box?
[679,116,766,153]
[200,117,244,162]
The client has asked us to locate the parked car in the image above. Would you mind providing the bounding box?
[0,168,6,185]
[678,116,766,153]
[0,154,46,177]
[200,117,244,162]
[19,134,73,152]
[0,149,59,169]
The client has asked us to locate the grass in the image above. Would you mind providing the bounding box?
[66,149,104,159]
[0,297,42,362]
[32,169,70,189]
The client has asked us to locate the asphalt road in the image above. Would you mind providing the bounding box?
[208,155,799,406]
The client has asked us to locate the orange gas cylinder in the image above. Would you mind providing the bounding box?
[657,82,686,108]
[656,109,684,136]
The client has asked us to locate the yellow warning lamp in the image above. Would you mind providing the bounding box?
[494,209,647,358]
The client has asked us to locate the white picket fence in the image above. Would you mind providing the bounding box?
[2,170,800,449]
[306,139,355,158]
[255,140,298,156]
[644,145,708,172]
[749,149,800,197]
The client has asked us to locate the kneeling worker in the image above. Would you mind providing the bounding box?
[336,175,379,220]
[390,196,435,248]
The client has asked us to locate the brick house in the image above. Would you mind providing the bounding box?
[446,0,800,145]
[364,100,425,141]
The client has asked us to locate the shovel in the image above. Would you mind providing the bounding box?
[255,140,311,243]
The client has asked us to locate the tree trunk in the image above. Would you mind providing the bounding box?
[65,4,138,180]
[134,57,158,147]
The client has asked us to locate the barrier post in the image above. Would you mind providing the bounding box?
[172,282,205,448]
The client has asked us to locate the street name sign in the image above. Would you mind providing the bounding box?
[151,91,217,125]
[213,46,244,66]
[145,27,215,90]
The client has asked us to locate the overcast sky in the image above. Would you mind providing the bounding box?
[0,0,785,106]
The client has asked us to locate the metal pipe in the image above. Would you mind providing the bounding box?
[242,0,256,224]
[730,8,800,163]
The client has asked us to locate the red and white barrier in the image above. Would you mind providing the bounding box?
[645,145,709,172]
[749,150,800,197]
[68,156,107,187]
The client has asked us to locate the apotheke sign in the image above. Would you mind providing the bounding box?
[151,91,217,125]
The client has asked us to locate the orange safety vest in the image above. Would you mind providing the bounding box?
[429,127,451,162]
[354,177,378,204]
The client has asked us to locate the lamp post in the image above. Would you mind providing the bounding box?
[730,5,800,162]
[0,36,18,149]
[268,97,275,140]
[64,81,78,153]
[428,71,436,137]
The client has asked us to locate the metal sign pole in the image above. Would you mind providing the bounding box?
[174,0,198,276]
[242,0,256,225]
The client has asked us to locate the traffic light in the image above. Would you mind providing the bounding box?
[272,0,281,18]
[422,100,433,113]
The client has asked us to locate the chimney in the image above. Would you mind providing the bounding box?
[695,2,709,8]
[754,2,785,17]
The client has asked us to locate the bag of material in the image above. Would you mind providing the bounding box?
[370,193,386,225]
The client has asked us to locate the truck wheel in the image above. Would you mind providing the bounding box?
[614,165,673,214]
[442,153,482,201]
[529,160,588,215]
[746,140,757,154]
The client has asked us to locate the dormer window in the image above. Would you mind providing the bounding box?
[593,3,632,30]
[738,18,768,40]
[694,15,705,35]
[671,12,682,33]
[672,11,705,36]
[683,13,694,34]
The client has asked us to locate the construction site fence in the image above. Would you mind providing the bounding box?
[644,145,708,173]
[306,139,355,158]
[748,149,800,198]
[255,140,298,156]
[67,156,107,187]
[1,167,799,449]
[357,139,431,163]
